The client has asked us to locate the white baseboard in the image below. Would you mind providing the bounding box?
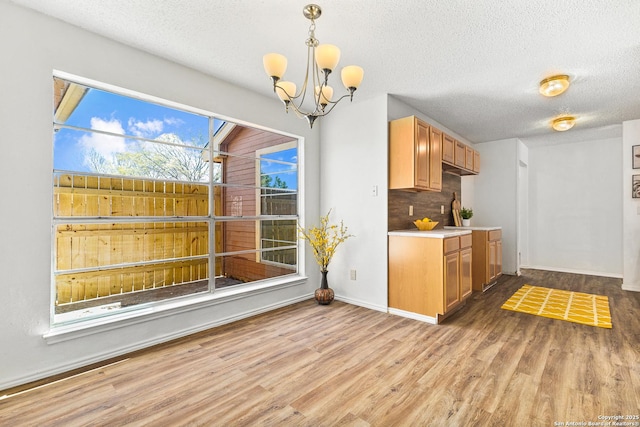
[334,295,387,313]
[387,308,437,324]
[522,265,623,279]
[621,283,640,292]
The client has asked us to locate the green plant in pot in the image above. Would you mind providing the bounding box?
[460,207,473,226]
[298,209,353,305]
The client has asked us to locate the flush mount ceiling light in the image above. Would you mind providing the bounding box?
[551,115,576,131]
[263,4,364,128]
[539,74,570,97]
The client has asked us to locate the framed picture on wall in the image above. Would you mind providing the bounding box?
[633,175,640,198]
[633,145,640,169]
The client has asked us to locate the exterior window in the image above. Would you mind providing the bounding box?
[52,74,300,324]
[214,127,299,288]
[258,143,298,267]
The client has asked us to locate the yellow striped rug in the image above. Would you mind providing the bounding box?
[501,284,612,328]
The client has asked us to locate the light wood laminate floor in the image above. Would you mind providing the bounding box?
[1,269,639,426]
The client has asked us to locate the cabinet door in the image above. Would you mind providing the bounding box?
[496,239,503,277]
[443,134,455,164]
[429,127,442,190]
[459,247,472,299]
[465,146,474,170]
[454,141,466,168]
[488,240,497,282]
[444,252,460,312]
[415,121,430,188]
[473,151,480,173]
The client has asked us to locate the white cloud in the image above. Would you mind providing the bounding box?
[163,117,185,127]
[78,117,127,159]
[128,118,164,138]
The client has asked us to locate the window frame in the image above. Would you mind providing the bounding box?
[49,70,306,334]
[255,141,299,269]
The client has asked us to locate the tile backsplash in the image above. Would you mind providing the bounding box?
[388,172,462,231]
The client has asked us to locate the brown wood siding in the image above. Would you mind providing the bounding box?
[219,126,296,282]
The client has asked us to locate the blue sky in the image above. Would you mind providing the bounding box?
[261,147,298,190]
[54,86,212,172]
[53,83,297,189]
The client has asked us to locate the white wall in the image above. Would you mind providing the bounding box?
[517,141,530,270]
[526,136,623,277]
[318,94,389,311]
[316,94,473,312]
[464,139,519,274]
[622,119,640,290]
[0,2,321,390]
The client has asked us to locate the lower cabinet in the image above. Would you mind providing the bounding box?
[471,229,503,291]
[388,232,472,323]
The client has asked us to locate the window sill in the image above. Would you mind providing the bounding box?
[44,276,308,344]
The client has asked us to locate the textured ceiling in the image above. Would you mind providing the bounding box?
[9,0,640,143]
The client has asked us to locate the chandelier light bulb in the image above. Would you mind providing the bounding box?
[275,81,296,103]
[315,85,334,106]
[315,44,341,72]
[263,53,288,81]
[341,65,364,90]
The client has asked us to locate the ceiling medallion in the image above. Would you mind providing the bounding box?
[262,4,364,128]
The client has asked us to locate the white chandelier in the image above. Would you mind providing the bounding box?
[263,4,364,128]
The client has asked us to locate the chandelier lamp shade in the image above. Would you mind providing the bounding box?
[263,4,364,128]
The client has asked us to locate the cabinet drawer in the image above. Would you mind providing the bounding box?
[444,237,459,254]
[489,229,502,241]
[460,233,472,249]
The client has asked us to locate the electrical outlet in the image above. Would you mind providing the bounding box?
[409,205,414,216]
[371,185,378,197]
[441,205,445,214]
[350,269,357,280]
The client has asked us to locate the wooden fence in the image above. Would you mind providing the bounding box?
[53,172,211,306]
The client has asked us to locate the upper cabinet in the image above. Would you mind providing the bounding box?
[389,116,442,191]
[390,116,479,191]
[442,134,455,164]
[443,133,479,176]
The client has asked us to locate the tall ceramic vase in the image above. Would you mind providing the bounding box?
[314,270,334,305]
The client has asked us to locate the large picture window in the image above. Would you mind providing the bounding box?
[52,74,300,325]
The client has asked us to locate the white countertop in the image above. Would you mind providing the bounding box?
[444,226,502,231]
[388,229,472,238]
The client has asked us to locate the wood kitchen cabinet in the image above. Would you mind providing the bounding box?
[471,228,503,291]
[429,127,443,190]
[388,231,472,323]
[442,134,479,176]
[465,146,474,170]
[473,150,480,173]
[442,134,455,164]
[454,141,466,168]
[389,116,442,191]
